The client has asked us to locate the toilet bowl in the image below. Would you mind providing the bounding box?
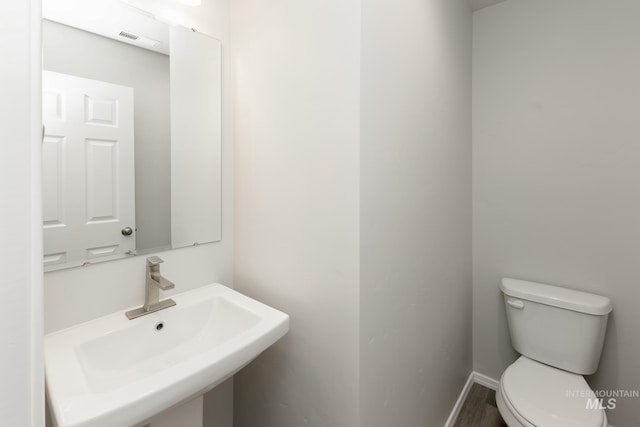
[496,356,607,427]
[498,278,612,427]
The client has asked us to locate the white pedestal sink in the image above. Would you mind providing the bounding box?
[45,284,289,427]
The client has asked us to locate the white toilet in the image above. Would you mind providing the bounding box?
[497,278,613,427]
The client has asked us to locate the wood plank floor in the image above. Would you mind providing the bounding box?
[453,383,508,427]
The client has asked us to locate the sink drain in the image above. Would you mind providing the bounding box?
[155,322,165,331]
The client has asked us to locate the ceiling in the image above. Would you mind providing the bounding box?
[469,0,508,12]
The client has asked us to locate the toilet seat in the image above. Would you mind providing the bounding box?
[498,356,607,427]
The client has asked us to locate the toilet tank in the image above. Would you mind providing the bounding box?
[501,278,612,375]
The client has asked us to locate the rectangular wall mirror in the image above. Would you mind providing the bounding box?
[42,0,222,272]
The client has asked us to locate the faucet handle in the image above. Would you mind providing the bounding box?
[146,256,164,267]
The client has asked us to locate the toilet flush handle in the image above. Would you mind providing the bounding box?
[506,298,525,310]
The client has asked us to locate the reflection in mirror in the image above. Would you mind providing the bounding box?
[42,0,221,272]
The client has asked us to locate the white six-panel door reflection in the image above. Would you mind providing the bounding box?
[42,71,135,270]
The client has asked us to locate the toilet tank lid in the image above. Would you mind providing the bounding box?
[501,278,612,315]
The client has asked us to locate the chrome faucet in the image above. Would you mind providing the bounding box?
[126,256,177,320]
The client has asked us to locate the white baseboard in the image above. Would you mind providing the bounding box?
[443,372,475,427]
[472,371,499,391]
[444,371,499,427]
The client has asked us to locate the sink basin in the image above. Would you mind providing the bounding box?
[45,284,289,427]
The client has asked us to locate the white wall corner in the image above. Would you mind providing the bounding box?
[444,371,500,427]
[443,372,475,427]
[0,0,44,425]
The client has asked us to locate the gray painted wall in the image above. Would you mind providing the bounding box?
[473,1,640,425]
[361,0,472,425]
[43,19,172,251]
[232,0,361,425]
[233,0,472,425]
[469,0,507,12]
